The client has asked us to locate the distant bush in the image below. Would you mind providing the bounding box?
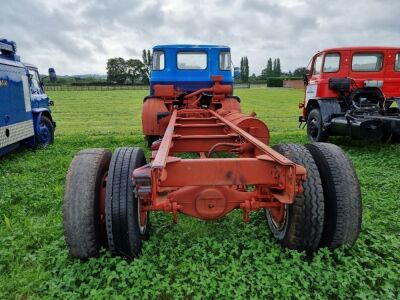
[249,77,303,85]
[281,77,302,81]
[46,81,148,87]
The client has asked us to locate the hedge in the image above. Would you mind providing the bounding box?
[266,77,283,87]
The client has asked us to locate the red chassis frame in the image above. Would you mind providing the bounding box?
[133,107,306,224]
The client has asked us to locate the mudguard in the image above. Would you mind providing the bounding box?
[307,99,342,123]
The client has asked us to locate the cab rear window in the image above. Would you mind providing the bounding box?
[352,53,383,71]
[219,51,231,70]
[177,52,207,70]
[152,51,165,70]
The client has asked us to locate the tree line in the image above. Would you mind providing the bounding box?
[261,58,281,78]
[106,49,151,84]
[106,51,309,85]
[239,56,309,83]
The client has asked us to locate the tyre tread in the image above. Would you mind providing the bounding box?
[268,143,324,251]
[305,143,362,248]
[106,147,147,258]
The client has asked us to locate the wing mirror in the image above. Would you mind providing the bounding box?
[48,68,57,82]
[233,67,241,79]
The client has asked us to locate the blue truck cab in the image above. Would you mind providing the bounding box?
[150,44,235,94]
[0,39,56,156]
[142,44,240,146]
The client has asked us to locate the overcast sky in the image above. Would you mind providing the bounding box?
[1,0,399,75]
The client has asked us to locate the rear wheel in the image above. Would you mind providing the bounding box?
[265,144,325,252]
[307,109,328,142]
[106,147,149,258]
[63,148,111,259]
[305,143,362,248]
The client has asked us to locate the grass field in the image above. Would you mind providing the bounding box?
[0,88,399,299]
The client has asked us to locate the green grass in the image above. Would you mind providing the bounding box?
[0,88,399,299]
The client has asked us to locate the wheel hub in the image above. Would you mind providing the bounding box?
[39,123,51,145]
[309,118,319,137]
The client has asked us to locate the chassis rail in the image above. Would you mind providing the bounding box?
[133,108,306,222]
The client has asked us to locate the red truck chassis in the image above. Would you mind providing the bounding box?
[134,107,305,223]
[130,75,306,225]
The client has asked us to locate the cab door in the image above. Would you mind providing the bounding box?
[305,54,323,106]
[27,68,49,109]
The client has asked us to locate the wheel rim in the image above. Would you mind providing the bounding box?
[308,118,319,139]
[267,204,288,231]
[99,173,108,245]
[39,122,51,145]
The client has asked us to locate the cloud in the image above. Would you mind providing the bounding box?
[1,0,399,75]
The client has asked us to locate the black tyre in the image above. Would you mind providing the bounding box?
[63,148,112,259]
[146,135,160,148]
[265,144,325,252]
[106,147,149,258]
[307,109,328,142]
[305,143,362,249]
[35,115,55,147]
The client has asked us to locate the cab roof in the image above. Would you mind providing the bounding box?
[153,44,230,50]
[22,62,38,70]
[317,46,400,54]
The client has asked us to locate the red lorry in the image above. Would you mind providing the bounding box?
[300,47,400,142]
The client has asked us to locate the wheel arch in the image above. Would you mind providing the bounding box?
[32,108,54,133]
[349,87,385,105]
[306,99,320,117]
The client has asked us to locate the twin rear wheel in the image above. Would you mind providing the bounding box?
[63,143,362,259]
[63,147,148,260]
[265,143,362,251]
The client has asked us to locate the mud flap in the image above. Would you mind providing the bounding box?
[318,99,342,123]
